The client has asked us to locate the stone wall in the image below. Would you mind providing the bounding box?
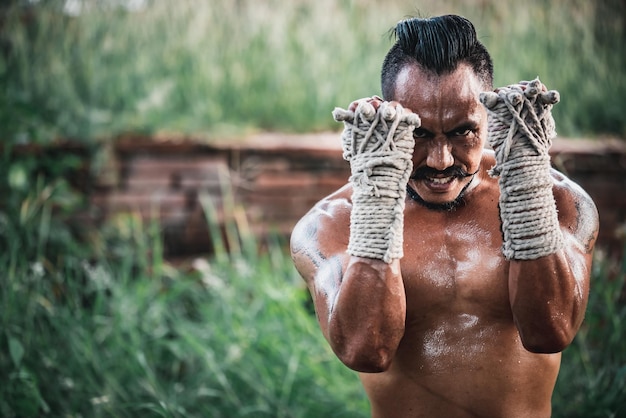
[88,133,625,258]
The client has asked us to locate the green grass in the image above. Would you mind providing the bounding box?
[553,249,626,417]
[0,148,368,416]
[0,215,369,417]
[1,0,624,143]
[1,209,625,418]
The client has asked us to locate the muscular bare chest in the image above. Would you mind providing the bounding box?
[394,204,519,380]
[359,191,560,415]
[400,203,510,322]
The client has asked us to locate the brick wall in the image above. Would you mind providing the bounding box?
[92,134,350,256]
[550,138,626,257]
[85,134,626,258]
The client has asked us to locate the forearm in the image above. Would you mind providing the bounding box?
[482,80,589,352]
[323,99,417,371]
[327,257,406,372]
[508,250,587,353]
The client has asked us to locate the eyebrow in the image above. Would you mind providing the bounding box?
[414,121,479,137]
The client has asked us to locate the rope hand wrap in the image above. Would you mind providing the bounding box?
[333,101,420,263]
[480,78,564,260]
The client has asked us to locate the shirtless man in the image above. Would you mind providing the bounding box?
[290,15,599,418]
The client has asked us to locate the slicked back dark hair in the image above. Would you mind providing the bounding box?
[381,15,493,100]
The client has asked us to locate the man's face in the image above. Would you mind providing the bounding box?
[392,63,488,209]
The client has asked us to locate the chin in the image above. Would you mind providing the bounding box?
[421,195,466,212]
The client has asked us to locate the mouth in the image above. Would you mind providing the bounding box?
[429,176,455,185]
[421,176,457,194]
[411,166,477,193]
[407,173,477,212]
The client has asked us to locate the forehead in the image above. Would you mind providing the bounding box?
[392,63,485,123]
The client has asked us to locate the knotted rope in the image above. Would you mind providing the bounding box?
[333,101,420,263]
[480,78,564,260]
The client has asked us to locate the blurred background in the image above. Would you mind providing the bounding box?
[0,0,624,417]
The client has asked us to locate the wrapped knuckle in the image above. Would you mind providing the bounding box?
[334,100,418,263]
[483,78,564,260]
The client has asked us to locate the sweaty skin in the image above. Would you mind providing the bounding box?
[290,63,599,418]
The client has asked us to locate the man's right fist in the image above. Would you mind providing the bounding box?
[331,97,420,263]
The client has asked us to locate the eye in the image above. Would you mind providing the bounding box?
[413,128,431,139]
[452,128,472,137]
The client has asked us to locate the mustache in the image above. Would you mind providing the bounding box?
[411,166,478,181]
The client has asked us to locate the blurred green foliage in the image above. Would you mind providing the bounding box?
[0,152,369,417]
[553,250,626,417]
[0,0,624,144]
[0,146,625,416]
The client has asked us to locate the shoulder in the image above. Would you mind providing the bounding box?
[481,148,497,166]
[291,184,352,241]
[290,185,352,280]
[550,169,599,254]
[477,148,500,189]
[480,147,597,223]
[480,149,497,181]
[550,168,597,216]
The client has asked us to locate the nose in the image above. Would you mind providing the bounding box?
[426,138,454,171]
